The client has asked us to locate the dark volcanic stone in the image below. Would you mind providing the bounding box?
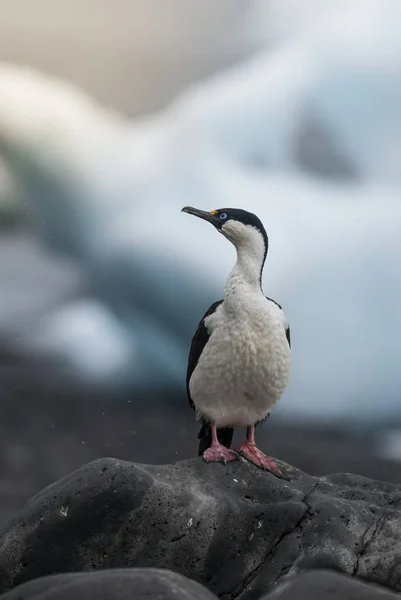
[1,368,401,533]
[0,568,216,600]
[266,570,398,599]
[0,457,401,600]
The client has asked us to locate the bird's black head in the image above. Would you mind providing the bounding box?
[182,206,268,249]
[181,206,269,281]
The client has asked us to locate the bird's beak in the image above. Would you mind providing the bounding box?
[181,206,222,228]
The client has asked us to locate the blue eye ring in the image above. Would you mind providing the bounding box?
[219,212,227,221]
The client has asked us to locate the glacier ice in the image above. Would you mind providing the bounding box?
[0,0,400,422]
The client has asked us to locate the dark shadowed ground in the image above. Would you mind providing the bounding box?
[1,353,400,533]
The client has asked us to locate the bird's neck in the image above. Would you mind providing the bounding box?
[224,245,265,303]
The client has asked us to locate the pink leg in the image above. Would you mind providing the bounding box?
[235,426,282,477]
[203,424,239,464]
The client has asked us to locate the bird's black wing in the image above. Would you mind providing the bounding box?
[265,296,291,348]
[186,299,223,409]
[285,324,291,347]
[186,299,234,454]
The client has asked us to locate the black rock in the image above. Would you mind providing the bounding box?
[265,570,398,599]
[0,569,396,600]
[0,568,217,600]
[1,374,401,533]
[0,457,400,600]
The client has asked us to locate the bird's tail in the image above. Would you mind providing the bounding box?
[197,424,234,456]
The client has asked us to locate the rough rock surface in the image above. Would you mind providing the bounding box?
[1,569,396,600]
[1,366,401,532]
[0,568,216,600]
[0,457,400,600]
[266,570,398,599]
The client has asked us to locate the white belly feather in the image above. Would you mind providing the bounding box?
[189,298,291,428]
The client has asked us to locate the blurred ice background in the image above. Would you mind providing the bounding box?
[0,0,401,524]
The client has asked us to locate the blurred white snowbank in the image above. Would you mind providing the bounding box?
[0,0,400,420]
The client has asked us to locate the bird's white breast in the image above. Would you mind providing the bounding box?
[189,293,291,428]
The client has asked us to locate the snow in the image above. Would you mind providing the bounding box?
[0,0,400,422]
